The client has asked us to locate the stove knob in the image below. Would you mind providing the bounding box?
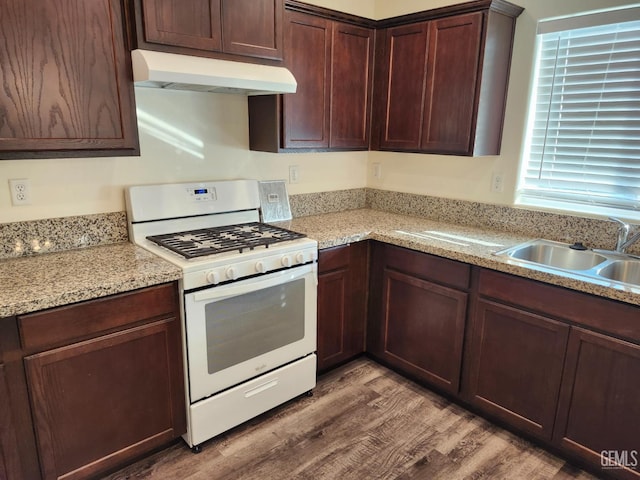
[295,252,305,264]
[226,267,238,280]
[206,271,221,285]
[281,255,292,268]
[255,261,266,273]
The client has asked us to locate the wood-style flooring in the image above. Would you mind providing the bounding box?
[104,358,599,480]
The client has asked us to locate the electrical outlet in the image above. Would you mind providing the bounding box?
[372,163,382,179]
[9,178,31,206]
[289,165,299,184]
[491,172,504,193]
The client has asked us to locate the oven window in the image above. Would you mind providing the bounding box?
[204,278,305,374]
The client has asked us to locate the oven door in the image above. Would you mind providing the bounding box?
[184,263,317,402]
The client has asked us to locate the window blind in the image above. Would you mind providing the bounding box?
[519,18,640,213]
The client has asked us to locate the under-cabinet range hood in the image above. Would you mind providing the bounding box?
[131,49,297,95]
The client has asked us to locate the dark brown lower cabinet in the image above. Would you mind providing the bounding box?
[554,328,640,480]
[464,299,569,441]
[25,320,183,480]
[379,269,467,393]
[7,282,187,480]
[317,242,368,372]
[0,364,11,480]
[368,243,469,395]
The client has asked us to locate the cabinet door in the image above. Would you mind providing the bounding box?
[0,0,139,158]
[421,12,483,154]
[25,318,186,480]
[317,243,368,372]
[282,11,331,148]
[377,23,429,151]
[329,23,374,149]
[222,0,283,60]
[0,365,10,480]
[377,269,467,394]
[142,0,222,51]
[465,299,569,441]
[554,328,640,479]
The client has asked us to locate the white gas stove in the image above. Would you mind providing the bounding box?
[126,179,317,290]
[125,179,317,451]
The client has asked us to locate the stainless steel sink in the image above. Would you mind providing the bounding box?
[507,242,607,271]
[494,239,640,288]
[597,260,640,285]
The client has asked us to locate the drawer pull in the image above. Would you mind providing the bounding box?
[245,379,279,398]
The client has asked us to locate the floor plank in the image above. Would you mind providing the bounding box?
[103,358,601,480]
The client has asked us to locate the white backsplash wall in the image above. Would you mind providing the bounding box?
[0,87,368,223]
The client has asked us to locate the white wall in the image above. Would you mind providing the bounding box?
[1,0,637,223]
[0,82,370,223]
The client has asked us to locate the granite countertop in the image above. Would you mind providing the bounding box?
[0,243,182,318]
[2,208,638,318]
[283,209,640,307]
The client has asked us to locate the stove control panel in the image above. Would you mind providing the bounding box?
[188,244,317,288]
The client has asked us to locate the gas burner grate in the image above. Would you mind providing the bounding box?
[146,222,307,259]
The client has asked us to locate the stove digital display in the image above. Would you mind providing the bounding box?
[187,185,216,202]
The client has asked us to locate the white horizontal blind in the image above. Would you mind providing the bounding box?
[519,18,640,213]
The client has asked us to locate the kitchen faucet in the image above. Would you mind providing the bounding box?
[609,217,640,253]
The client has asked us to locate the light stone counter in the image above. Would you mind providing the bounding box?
[3,206,638,318]
[0,243,182,318]
[283,209,640,307]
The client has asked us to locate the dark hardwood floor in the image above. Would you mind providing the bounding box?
[104,358,599,480]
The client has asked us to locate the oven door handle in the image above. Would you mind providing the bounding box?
[192,264,316,303]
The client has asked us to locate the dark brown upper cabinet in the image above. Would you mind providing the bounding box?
[141,0,223,51]
[281,11,332,149]
[132,0,284,62]
[248,3,375,152]
[222,0,283,60]
[329,22,374,149]
[373,23,429,151]
[372,0,523,156]
[0,0,139,160]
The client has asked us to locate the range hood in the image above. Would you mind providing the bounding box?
[131,49,297,96]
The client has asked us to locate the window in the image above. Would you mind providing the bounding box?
[518,8,640,219]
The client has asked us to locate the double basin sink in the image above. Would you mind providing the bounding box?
[494,239,640,287]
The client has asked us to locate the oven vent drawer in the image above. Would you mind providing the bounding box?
[187,354,316,447]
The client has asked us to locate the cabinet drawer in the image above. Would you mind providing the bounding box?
[19,283,178,352]
[382,243,470,290]
[478,269,639,343]
[318,244,352,273]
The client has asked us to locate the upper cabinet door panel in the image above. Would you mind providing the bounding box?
[142,0,222,51]
[222,0,283,60]
[329,23,373,149]
[0,0,139,157]
[421,12,483,154]
[379,23,429,151]
[282,11,331,148]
